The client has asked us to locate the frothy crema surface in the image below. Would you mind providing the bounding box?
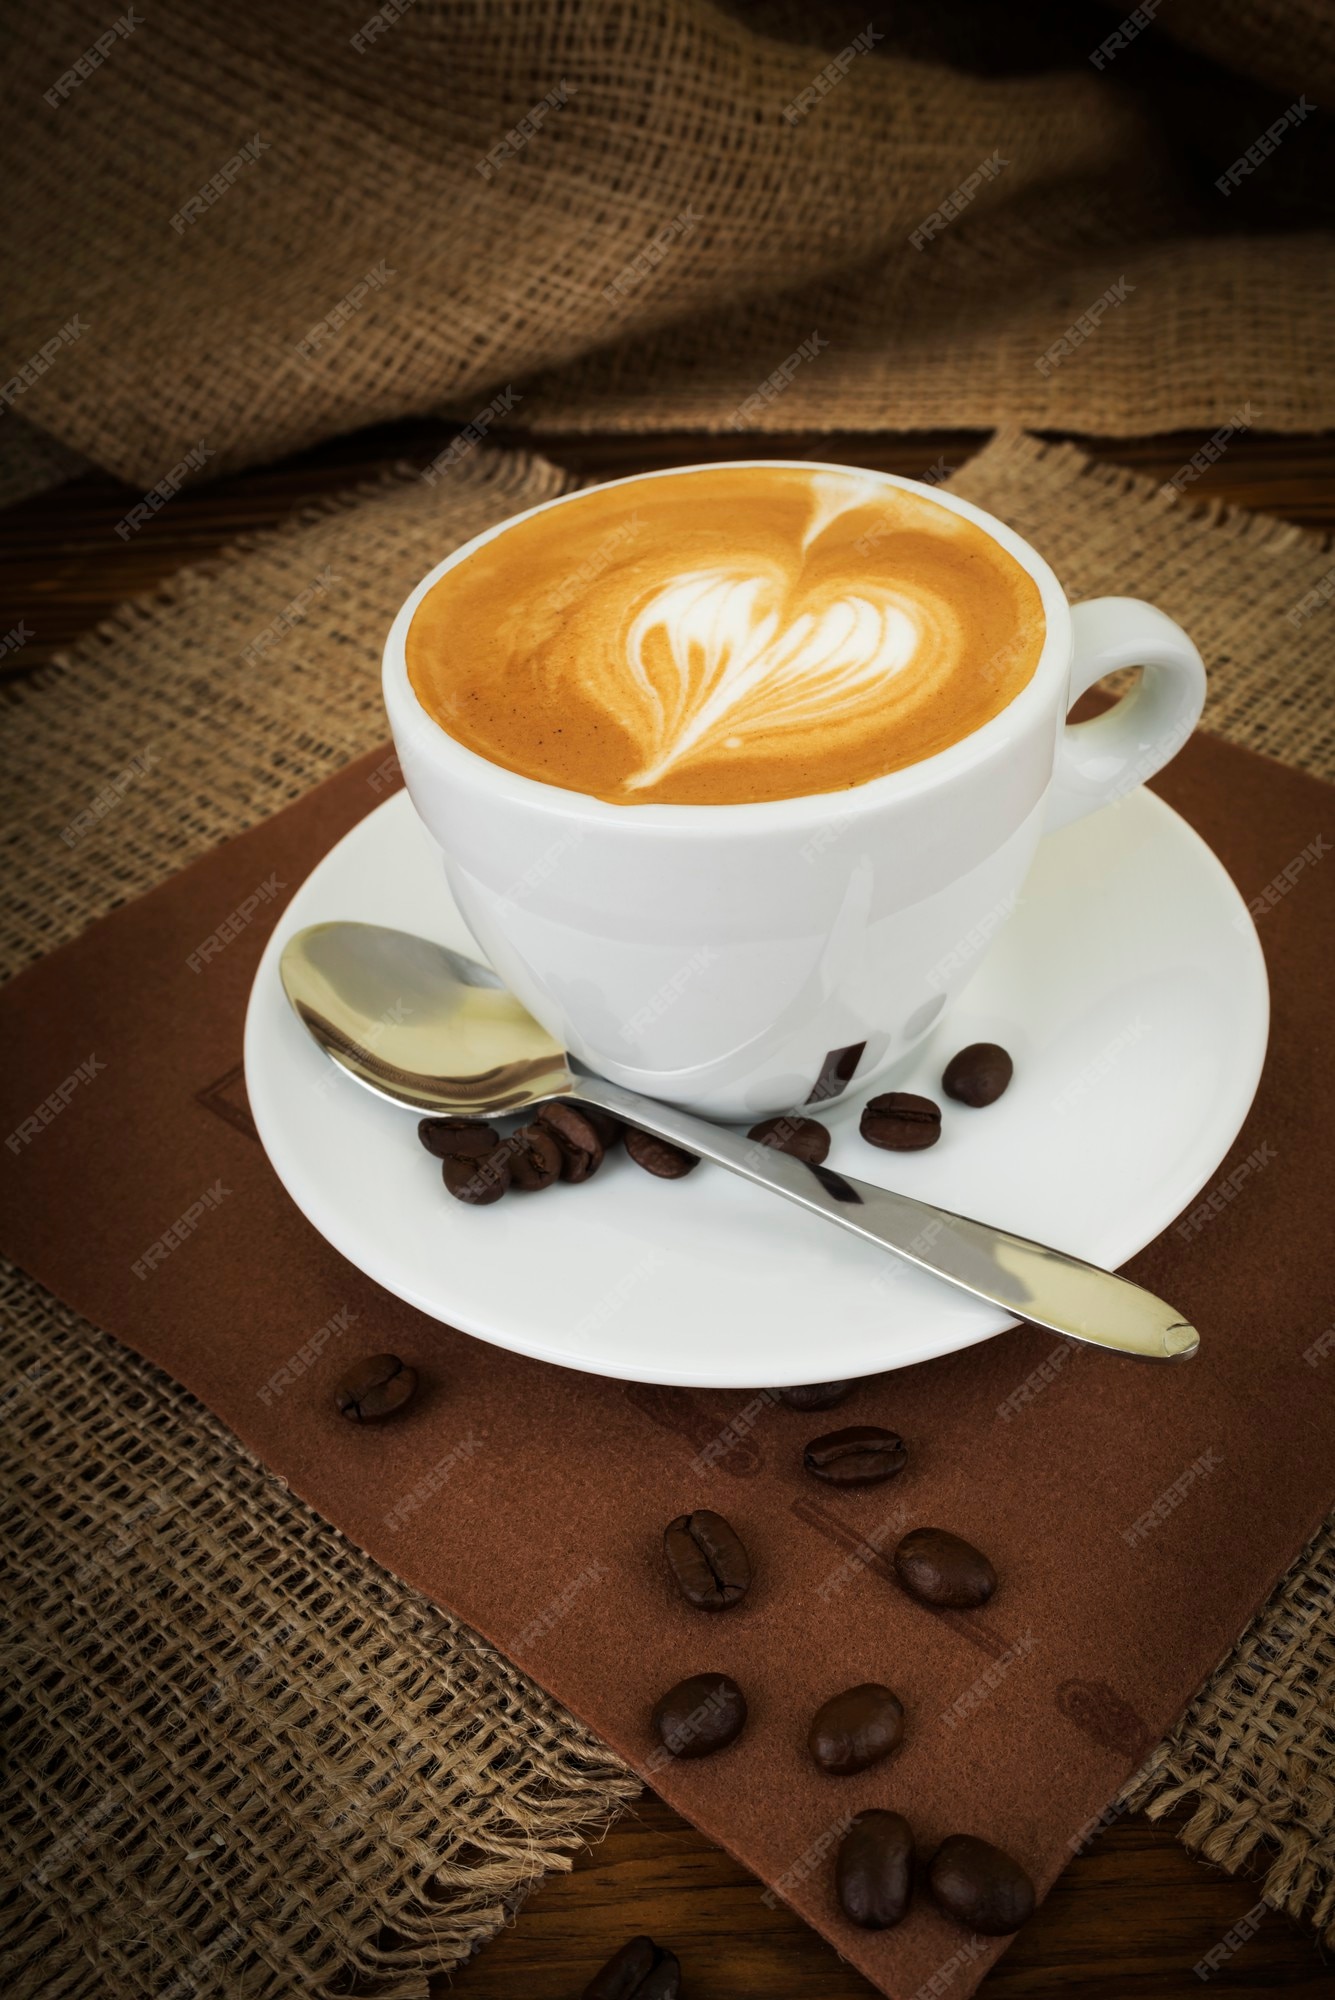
[405,466,1045,806]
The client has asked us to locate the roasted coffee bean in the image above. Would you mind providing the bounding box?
[894,1527,997,1608]
[579,1104,626,1150]
[582,1935,680,2000]
[417,1115,494,1160]
[664,1509,752,1611]
[537,1101,604,1182]
[777,1379,862,1412]
[942,1043,1013,1107]
[625,1129,700,1179]
[507,1123,564,1191]
[803,1424,907,1486]
[835,1809,914,1930]
[651,1671,747,1759]
[747,1114,831,1165]
[335,1353,418,1421]
[928,1833,1035,1934]
[442,1147,511,1205]
[860,1091,942,1151]
[808,1682,904,1775]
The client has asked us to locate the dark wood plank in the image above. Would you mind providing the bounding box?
[441,1790,1325,1998]
[5,422,1330,1996]
[525,428,1335,534]
[3,425,1332,680]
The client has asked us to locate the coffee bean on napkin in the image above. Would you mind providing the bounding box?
[928,1833,1035,1933]
[803,1425,908,1485]
[663,1509,752,1611]
[808,1683,904,1774]
[942,1043,1013,1106]
[334,1353,418,1421]
[506,1123,564,1191]
[651,1672,747,1759]
[835,1809,914,1929]
[417,1115,495,1159]
[776,1379,863,1411]
[894,1527,997,1608]
[625,1129,699,1178]
[442,1147,511,1205]
[747,1114,831,1164]
[582,1935,681,2000]
[860,1092,942,1150]
[537,1102,605,1181]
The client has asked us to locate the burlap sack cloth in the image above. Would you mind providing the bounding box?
[2,431,1332,1998]
[3,0,1334,501]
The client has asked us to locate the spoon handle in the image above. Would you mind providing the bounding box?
[567,1077,1198,1363]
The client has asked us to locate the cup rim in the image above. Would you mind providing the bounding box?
[383,458,1073,829]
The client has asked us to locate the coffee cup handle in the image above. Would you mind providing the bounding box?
[1046,596,1206,830]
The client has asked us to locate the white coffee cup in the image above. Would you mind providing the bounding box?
[383,461,1205,1119]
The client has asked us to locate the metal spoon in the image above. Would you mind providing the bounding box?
[279,921,1199,1363]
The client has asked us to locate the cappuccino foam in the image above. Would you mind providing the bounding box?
[405,466,1045,805]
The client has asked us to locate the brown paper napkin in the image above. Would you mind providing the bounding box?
[1,719,1331,1997]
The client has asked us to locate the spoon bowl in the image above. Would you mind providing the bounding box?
[279,920,1199,1364]
[281,921,574,1114]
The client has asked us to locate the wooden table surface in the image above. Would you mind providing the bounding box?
[5,423,1331,1998]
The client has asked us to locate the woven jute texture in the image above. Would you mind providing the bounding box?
[2,434,1333,1998]
[0,446,645,2000]
[4,0,1334,494]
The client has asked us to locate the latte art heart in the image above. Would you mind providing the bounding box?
[622,569,929,790]
[406,466,1045,805]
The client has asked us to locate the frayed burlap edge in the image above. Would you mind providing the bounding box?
[2,433,1333,1994]
[0,442,645,2000]
[948,428,1335,781]
[957,430,1335,1944]
[1119,1514,1335,1941]
[0,1266,641,2000]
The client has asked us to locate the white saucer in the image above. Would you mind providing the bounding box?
[244,787,1268,1388]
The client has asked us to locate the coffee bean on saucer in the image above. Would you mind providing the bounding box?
[803,1425,908,1486]
[626,1129,699,1179]
[442,1147,511,1205]
[579,1104,626,1150]
[537,1102,605,1181]
[942,1043,1013,1107]
[582,1935,680,2000]
[747,1114,831,1164]
[894,1528,997,1608]
[860,1092,941,1151]
[835,1810,914,1929]
[809,1683,904,1775]
[777,1379,863,1412]
[335,1353,418,1421]
[928,1833,1035,1934]
[664,1509,752,1611]
[507,1123,564,1191]
[651,1672,747,1759]
[417,1115,495,1160]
